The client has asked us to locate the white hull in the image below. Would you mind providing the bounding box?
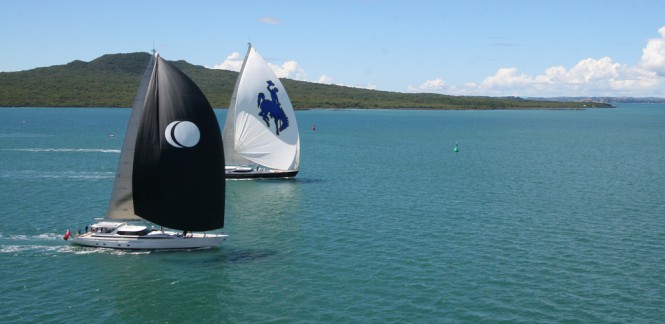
[69,222,227,250]
[70,232,227,250]
[69,56,228,252]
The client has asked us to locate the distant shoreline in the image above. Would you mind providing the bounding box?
[0,52,613,110]
[0,105,616,111]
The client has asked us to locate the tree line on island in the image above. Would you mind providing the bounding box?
[0,52,612,109]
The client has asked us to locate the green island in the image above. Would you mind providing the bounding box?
[0,53,612,109]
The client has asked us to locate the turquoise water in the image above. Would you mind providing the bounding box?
[1,105,664,322]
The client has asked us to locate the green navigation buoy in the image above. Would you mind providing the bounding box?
[453,142,459,153]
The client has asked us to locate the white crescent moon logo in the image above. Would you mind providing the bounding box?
[164,121,200,148]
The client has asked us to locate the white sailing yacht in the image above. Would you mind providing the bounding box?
[223,44,300,179]
[68,52,228,249]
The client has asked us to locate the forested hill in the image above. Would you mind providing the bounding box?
[0,53,611,109]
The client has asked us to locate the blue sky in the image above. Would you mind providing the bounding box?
[3,0,665,97]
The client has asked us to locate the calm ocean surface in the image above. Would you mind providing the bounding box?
[1,105,664,322]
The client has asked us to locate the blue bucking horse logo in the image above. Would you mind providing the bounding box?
[257,80,289,135]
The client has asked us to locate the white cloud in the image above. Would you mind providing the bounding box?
[259,16,280,25]
[639,26,665,76]
[355,83,378,90]
[420,78,446,91]
[407,78,446,92]
[313,74,378,90]
[418,25,665,97]
[334,82,378,90]
[317,75,333,84]
[268,61,307,80]
[470,57,659,96]
[212,52,242,71]
[211,52,308,81]
[480,68,532,88]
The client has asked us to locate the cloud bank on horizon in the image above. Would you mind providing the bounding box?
[214,24,665,97]
[430,26,665,97]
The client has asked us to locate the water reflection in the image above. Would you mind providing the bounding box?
[225,179,302,248]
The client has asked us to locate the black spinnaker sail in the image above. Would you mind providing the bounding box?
[132,55,225,231]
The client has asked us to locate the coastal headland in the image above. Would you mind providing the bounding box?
[0,53,612,110]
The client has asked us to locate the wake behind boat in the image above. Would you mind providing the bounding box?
[223,44,300,179]
[67,51,227,250]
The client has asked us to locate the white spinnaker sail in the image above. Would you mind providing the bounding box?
[223,45,300,171]
[105,53,155,220]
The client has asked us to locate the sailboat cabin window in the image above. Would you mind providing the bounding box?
[117,228,151,236]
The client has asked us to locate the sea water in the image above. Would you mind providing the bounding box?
[0,105,663,322]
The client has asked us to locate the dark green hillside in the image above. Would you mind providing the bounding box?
[0,53,152,107]
[0,53,611,109]
[168,59,237,108]
[0,53,239,108]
